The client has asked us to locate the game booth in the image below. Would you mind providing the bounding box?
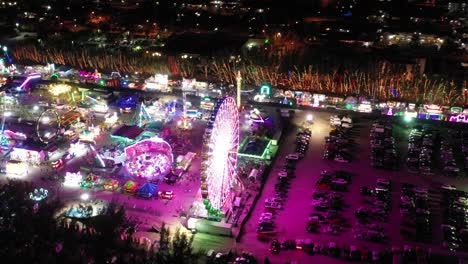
[10,145,46,164]
[137,182,158,199]
[417,104,445,120]
[80,174,101,189]
[124,137,173,180]
[145,74,171,92]
[103,179,119,192]
[64,172,83,187]
[123,180,139,193]
[6,160,27,177]
[447,107,468,123]
[175,152,196,171]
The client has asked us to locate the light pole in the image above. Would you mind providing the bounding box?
[236,71,242,109]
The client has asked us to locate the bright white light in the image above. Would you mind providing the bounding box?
[64,172,82,187]
[42,116,50,123]
[33,105,39,111]
[2,46,6,52]
[306,114,313,122]
[202,97,238,212]
[4,112,12,117]
[69,142,86,156]
[49,84,72,96]
[80,193,90,201]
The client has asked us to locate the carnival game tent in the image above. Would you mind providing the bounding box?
[103,179,119,191]
[80,174,100,189]
[123,180,138,193]
[137,182,158,199]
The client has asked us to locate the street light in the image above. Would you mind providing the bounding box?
[80,193,90,201]
[404,115,413,123]
[306,114,313,123]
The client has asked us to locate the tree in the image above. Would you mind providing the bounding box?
[152,223,201,264]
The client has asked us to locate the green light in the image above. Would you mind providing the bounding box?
[265,39,270,44]
[99,80,106,86]
[404,115,413,123]
[345,104,352,109]
[260,85,271,96]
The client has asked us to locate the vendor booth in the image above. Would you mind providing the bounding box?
[137,183,158,199]
[123,180,139,193]
[103,179,119,191]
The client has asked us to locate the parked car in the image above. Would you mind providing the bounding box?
[158,190,174,199]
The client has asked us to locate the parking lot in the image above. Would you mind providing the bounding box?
[240,109,468,263]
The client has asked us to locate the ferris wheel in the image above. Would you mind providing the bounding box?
[36,109,60,143]
[200,97,239,215]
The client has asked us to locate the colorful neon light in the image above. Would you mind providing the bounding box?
[201,97,239,214]
[17,74,41,90]
[449,114,468,123]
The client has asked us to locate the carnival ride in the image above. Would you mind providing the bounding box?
[124,137,173,180]
[137,102,153,127]
[29,188,49,201]
[200,97,240,216]
[36,109,60,143]
[117,95,138,113]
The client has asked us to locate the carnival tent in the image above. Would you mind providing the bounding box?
[103,179,119,191]
[81,174,100,189]
[137,182,158,198]
[123,180,138,193]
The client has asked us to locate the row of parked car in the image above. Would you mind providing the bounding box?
[441,186,468,251]
[323,115,355,163]
[258,128,311,243]
[330,114,353,128]
[369,121,398,170]
[406,126,437,175]
[272,238,433,263]
[462,131,468,173]
[440,133,460,177]
[307,170,353,236]
[399,183,432,244]
[356,178,392,243]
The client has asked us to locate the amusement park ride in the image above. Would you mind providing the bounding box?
[200,97,243,219]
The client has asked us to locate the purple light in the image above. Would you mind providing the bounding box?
[17,74,41,90]
[449,114,468,123]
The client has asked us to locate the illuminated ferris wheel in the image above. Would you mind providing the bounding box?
[201,97,239,215]
[36,109,60,143]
